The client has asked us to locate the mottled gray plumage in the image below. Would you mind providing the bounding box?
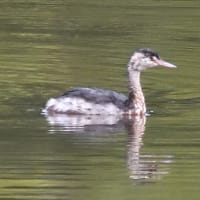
[62,87,128,110]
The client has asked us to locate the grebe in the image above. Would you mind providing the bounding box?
[43,48,176,116]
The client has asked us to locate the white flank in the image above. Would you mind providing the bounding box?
[43,97,123,115]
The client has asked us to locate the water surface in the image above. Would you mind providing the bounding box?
[0,0,199,199]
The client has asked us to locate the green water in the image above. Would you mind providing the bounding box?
[0,0,199,199]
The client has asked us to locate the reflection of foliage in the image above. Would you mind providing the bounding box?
[1,0,192,107]
[0,1,199,200]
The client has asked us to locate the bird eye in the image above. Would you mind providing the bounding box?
[150,56,154,61]
[151,56,159,61]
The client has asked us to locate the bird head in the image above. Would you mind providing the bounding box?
[128,48,176,71]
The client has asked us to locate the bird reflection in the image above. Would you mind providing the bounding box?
[126,116,172,181]
[45,113,125,133]
[44,113,173,181]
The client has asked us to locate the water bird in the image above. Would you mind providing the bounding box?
[43,48,176,116]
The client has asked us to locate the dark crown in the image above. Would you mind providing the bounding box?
[137,48,160,59]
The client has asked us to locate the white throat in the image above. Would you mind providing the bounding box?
[128,70,146,115]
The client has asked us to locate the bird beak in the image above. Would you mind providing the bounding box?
[154,57,176,68]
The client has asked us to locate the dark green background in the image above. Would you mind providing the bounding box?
[0,0,199,199]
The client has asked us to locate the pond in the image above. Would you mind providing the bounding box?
[0,0,199,199]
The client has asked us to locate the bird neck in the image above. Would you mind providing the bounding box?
[127,70,146,115]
